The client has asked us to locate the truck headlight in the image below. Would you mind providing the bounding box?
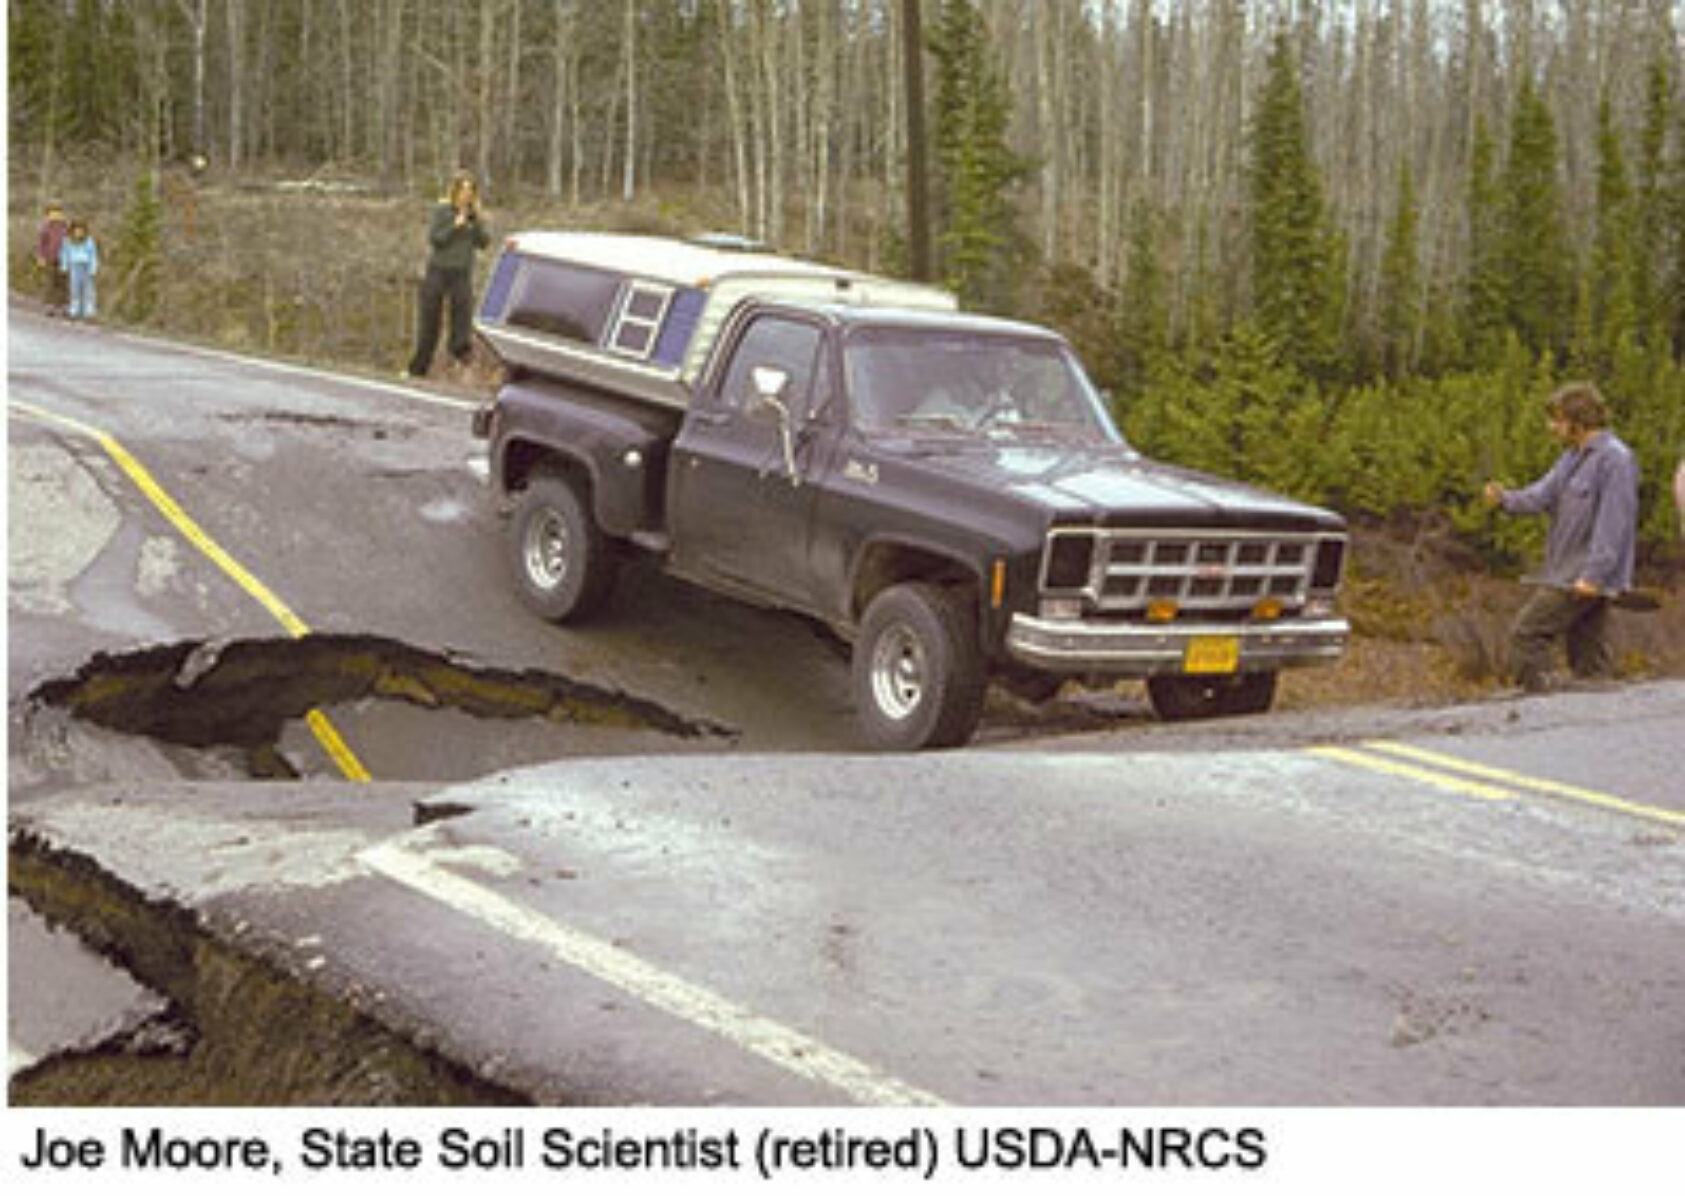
[1312,537,1346,589]
[1045,532,1095,589]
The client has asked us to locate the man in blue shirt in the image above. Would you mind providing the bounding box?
[1483,383,1641,692]
[1674,454,1684,539]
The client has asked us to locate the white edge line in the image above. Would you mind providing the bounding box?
[357,840,946,1108]
[104,325,482,411]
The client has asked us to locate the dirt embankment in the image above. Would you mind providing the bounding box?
[1280,521,1685,712]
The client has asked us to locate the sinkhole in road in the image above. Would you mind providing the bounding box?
[28,633,735,782]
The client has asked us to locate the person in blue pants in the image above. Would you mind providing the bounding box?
[59,219,99,321]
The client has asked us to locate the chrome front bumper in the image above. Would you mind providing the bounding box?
[1006,613,1350,674]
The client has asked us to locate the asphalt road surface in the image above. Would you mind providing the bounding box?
[8,308,1684,1105]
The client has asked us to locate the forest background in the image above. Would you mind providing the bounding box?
[8,0,1685,695]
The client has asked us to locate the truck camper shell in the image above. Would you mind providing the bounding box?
[474,231,958,410]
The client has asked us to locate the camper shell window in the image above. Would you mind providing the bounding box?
[609,281,675,360]
[506,258,622,345]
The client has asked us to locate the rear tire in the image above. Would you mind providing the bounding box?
[509,469,617,622]
[853,583,986,751]
[1147,671,1278,721]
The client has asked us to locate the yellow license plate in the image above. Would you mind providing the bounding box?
[1183,636,1240,675]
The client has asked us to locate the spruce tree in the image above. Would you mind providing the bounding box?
[927,0,1029,311]
[1588,96,1637,373]
[1463,117,1507,368]
[1669,82,1685,357]
[63,0,118,144]
[1116,198,1168,401]
[9,0,67,151]
[1247,34,1343,383]
[118,171,162,323]
[1378,164,1422,379]
[1635,59,1671,347]
[1498,78,1570,360]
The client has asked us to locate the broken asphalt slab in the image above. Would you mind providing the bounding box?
[11,747,1685,1106]
[8,897,172,1078]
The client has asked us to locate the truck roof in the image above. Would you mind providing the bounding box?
[777,299,1066,342]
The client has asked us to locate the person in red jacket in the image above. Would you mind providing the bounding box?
[35,202,68,315]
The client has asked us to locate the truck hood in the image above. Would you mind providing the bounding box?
[881,438,1344,532]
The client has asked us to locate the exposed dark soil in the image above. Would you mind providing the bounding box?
[9,833,527,1106]
[1280,524,1685,711]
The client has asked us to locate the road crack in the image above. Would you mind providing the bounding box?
[25,632,735,780]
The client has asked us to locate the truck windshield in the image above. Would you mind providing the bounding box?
[843,327,1124,446]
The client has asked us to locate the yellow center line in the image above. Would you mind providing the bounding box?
[1308,741,1682,830]
[9,399,371,782]
[1306,745,1519,803]
[1360,740,1685,829]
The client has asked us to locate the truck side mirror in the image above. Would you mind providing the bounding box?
[750,366,791,420]
[749,366,800,486]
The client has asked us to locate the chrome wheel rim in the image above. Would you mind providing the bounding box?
[870,622,926,721]
[524,509,569,591]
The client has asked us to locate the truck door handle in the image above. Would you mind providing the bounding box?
[689,410,729,427]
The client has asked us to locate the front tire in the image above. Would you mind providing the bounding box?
[1218,670,1278,716]
[509,469,617,622]
[853,583,986,751]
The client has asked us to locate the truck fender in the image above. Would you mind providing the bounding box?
[847,535,987,632]
[492,375,679,538]
[499,436,603,517]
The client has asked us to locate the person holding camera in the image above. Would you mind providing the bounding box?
[404,170,491,381]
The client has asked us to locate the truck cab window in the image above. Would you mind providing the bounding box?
[843,326,1120,446]
[713,316,824,419]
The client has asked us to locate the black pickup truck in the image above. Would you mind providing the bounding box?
[473,232,1349,750]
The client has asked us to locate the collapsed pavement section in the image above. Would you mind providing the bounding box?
[8,633,737,1102]
[9,792,528,1106]
[17,632,734,785]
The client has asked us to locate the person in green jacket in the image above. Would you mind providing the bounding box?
[404,171,490,380]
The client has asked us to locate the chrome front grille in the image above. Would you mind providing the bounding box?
[1043,529,1328,614]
